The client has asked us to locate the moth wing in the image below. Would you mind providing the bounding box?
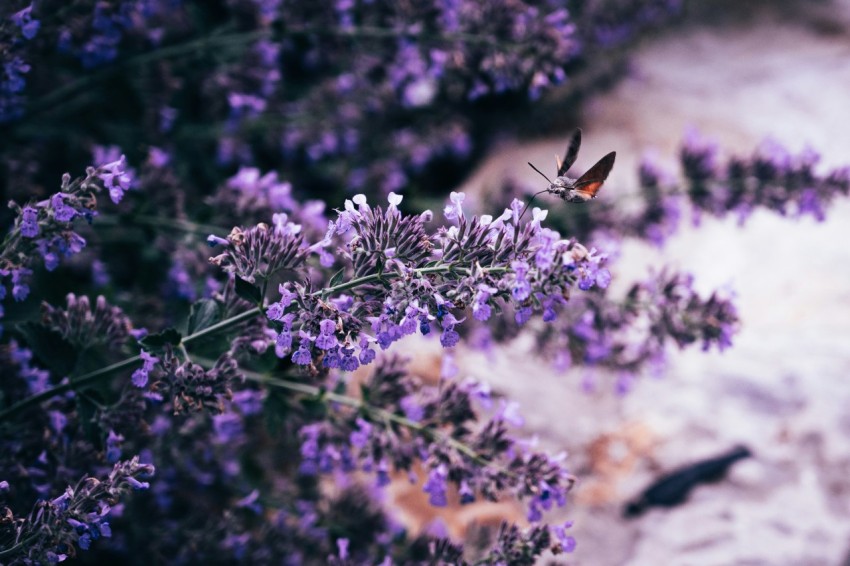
[558,128,582,177]
[572,151,616,199]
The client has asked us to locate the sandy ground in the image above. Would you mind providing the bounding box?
[451,3,850,564]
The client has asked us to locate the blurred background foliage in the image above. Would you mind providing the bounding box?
[1,0,685,212]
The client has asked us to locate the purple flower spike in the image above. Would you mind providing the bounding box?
[131,350,159,388]
[207,235,229,248]
[552,521,577,553]
[292,332,314,366]
[423,465,448,507]
[12,4,40,40]
[20,206,39,238]
[315,319,339,350]
[336,538,350,560]
[98,155,133,204]
[50,194,77,222]
[443,191,465,221]
[350,418,372,449]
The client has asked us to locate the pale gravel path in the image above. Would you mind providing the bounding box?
[454,5,850,565]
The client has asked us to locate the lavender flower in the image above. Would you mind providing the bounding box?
[208,223,310,285]
[11,4,40,40]
[96,155,133,204]
[20,206,39,238]
[246,191,617,377]
[150,351,240,414]
[315,319,340,350]
[681,133,850,224]
[292,332,314,366]
[41,294,133,351]
[132,350,159,388]
[1,3,839,562]
[423,464,449,507]
[0,457,154,564]
[3,340,51,395]
[1,159,136,320]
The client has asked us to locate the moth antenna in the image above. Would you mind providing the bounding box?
[527,162,553,184]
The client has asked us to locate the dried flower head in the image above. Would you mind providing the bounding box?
[41,294,133,351]
[208,222,309,284]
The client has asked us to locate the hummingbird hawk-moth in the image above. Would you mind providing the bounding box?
[528,129,616,203]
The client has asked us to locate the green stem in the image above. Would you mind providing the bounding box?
[0,355,140,422]
[0,264,506,423]
[183,307,261,346]
[96,214,226,237]
[0,533,40,559]
[24,30,268,119]
[238,368,498,472]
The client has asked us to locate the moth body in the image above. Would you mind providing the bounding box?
[528,128,616,204]
[547,176,596,203]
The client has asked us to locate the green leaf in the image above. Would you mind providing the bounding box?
[187,299,221,334]
[235,277,262,304]
[300,391,327,419]
[252,348,281,373]
[327,267,346,289]
[76,393,102,445]
[263,390,291,435]
[140,327,183,349]
[17,322,78,376]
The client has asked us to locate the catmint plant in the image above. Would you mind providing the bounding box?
[1,0,682,208]
[0,161,743,563]
[0,1,844,564]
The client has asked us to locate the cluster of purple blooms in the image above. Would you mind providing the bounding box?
[1,3,38,121]
[3,0,176,121]
[3,124,843,565]
[1,0,682,212]
[0,138,845,561]
[251,190,614,375]
[1,457,154,565]
[0,154,132,332]
[0,0,844,564]
[679,129,850,225]
[0,156,749,562]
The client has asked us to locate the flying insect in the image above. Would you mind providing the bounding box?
[527,128,616,203]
